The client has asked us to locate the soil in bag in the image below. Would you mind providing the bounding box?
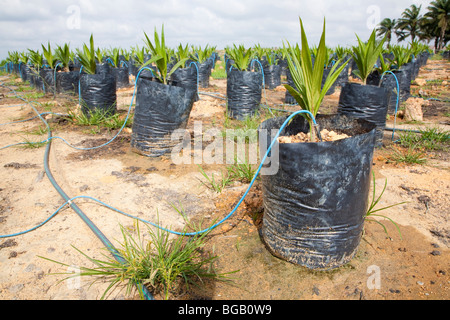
[338,82,390,147]
[130,78,196,157]
[79,72,117,117]
[55,71,79,94]
[258,114,376,270]
[227,68,262,120]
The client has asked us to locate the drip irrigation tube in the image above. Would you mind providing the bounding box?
[0,79,153,300]
[0,69,319,299]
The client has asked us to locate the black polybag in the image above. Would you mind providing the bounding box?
[170,65,199,101]
[19,64,30,82]
[55,71,79,94]
[130,78,196,157]
[226,68,263,120]
[79,73,117,117]
[263,64,281,89]
[258,114,376,270]
[338,82,390,147]
[39,68,55,93]
[284,68,297,105]
[198,59,213,88]
[112,67,129,88]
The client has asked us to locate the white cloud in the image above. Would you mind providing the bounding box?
[0,0,434,60]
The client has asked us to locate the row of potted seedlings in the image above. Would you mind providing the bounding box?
[2,21,433,271]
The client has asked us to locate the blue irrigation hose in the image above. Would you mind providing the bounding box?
[1,72,317,296]
[188,61,200,98]
[0,79,154,300]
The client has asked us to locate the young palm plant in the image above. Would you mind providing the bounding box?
[225,44,255,71]
[76,34,97,75]
[41,42,57,69]
[284,18,349,141]
[142,25,187,84]
[55,43,71,72]
[350,29,386,84]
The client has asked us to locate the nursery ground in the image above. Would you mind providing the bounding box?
[0,58,448,300]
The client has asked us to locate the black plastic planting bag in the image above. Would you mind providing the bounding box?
[170,65,199,101]
[39,68,55,93]
[284,68,297,105]
[55,71,79,94]
[130,78,196,157]
[264,64,281,89]
[96,63,111,75]
[258,114,376,270]
[31,70,44,91]
[79,73,117,117]
[227,69,263,120]
[338,82,390,147]
[112,67,129,88]
[19,64,30,82]
[198,60,213,88]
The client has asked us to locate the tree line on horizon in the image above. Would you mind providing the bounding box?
[377,0,449,51]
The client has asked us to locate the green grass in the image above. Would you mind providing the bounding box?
[197,165,233,193]
[365,172,405,239]
[398,127,450,151]
[388,146,427,164]
[211,65,227,79]
[20,138,48,149]
[68,109,132,131]
[39,221,234,300]
[227,157,258,184]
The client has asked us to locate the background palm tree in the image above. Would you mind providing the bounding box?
[377,18,397,47]
[397,4,424,42]
[424,0,450,51]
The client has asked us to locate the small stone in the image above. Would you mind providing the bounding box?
[312,286,320,296]
[417,281,424,286]
[430,250,441,256]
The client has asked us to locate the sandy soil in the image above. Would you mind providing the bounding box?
[0,58,448,301]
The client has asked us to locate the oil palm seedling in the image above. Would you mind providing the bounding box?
[76,34,97,75]
[41,42,57,69]
[142,25,187,84]
[338,30,389,147]
[225,44,255,71]
[259,17,377,271]
[77,34,117,117]
[350,29,386,84]
[284,18,349,141]
[225,44,263,119]
[131,25,196,157]
[55,43,71,72]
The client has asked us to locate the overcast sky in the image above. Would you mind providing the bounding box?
[0,0,433,60]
